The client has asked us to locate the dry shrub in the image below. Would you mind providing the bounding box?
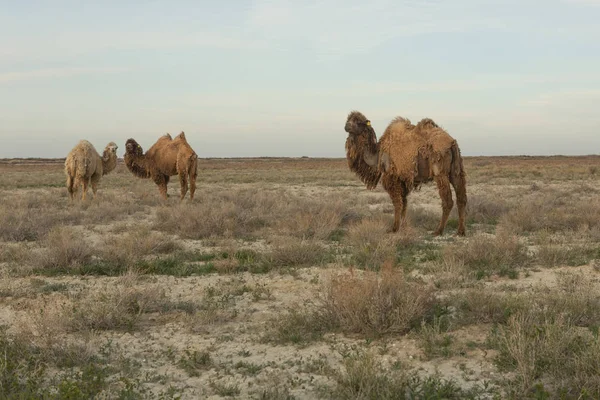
[535,243,599,268]
[21,273,168,334]
[426,256,470,289]
[186,282,242,330]
[448,288,528,326]
[501,196,600,234]
[407,206,439,231]
[441,231,529,279]
[153,189,279,239]
[320,264,435,336]
[100,226,180,265]
[493,311,600,397]
[541,273,600,327]
[344,218,399,270]
[155,189,351,240]
[77,193,147,225]
[64,281,166,332]
[466,194,510,224]
[276,197,348,240]
[332,351,482,399]
[267,240,330,268]
[40,226,93,270]
[533,230,600,267]
[0,243,30,264]
[0,205,78,243]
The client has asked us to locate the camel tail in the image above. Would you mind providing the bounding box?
[188,153,198,181]
[450,141,465,181]
[187,152,198,200]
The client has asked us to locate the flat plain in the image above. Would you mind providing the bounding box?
[1,155,600,399]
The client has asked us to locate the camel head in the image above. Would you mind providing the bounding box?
[104,142,118,156]
[345,111,372,136]
[101,141,119,175]
[125,139,144,157]
[345,110,379,163]
[344,111,382,189]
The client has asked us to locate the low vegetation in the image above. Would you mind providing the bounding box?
[0,156,599,398]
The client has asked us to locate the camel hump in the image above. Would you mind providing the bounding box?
[390,116,412,127]
[416,118,439,130]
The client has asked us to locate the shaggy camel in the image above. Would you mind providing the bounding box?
[344,111,467,236]
[65,140,118,201]
[124,132,198,200]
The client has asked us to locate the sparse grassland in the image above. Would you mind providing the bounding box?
[0,155,599,399]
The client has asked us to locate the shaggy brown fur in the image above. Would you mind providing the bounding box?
[124,132,198,200]
[345,111,467,236]
[65,140,118,201]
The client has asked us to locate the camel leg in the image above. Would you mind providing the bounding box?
[155,175,170,200]
[91,174,100,200]
[383,177,407,233]
[81,178,89,201]
[451,173,467,236]
[178,172,188,201]
[157,182,168,200]
[188,163,197,201]
[433,175,454,236]
[67,175,75,202]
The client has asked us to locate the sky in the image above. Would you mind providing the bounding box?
[1,0,599,158]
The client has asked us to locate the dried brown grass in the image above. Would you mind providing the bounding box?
[500,194,600,234]
[39,226,94,270]
[267,239,331,268]
[343,218,399,270]
[441,231,529,278]
[319,264,436,336]
[153,189,352,240]
[100,226,180,266]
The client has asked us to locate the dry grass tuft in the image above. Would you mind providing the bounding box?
[100,227,180,266]
[154,189,352,240]
[492,311,600,397]
[267,239,331,268]
[500,196,600,234]
[320,264,436,336]
[153,189,278,239]
[344,218,399,270]
[276,197,348,240]
[441,231,529,279]
[448,288,528,326]
[466,194,510,224]
[64,283,166,332]
[39,226,94,271]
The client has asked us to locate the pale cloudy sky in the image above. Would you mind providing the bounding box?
[1,0,599,158]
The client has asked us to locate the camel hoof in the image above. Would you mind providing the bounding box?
[457,230,466,237]
[432,230,443,236]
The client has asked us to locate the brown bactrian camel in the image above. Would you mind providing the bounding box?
[344,111,467,236]
[65,140,118,202]
[124,132,198,200]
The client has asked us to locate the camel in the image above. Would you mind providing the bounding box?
[344,111,467,236]
[124,132,198,200]
[65,140,118,201]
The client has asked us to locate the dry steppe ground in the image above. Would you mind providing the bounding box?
[1,155,600,399]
